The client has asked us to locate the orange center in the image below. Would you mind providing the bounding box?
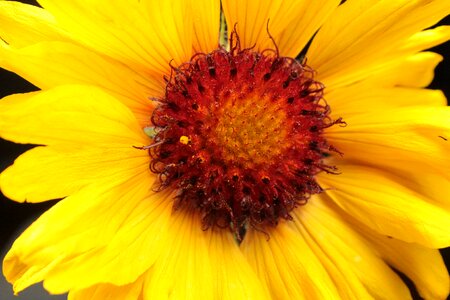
[214,94,288,167]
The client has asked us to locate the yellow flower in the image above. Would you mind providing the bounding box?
[1,0,450,299]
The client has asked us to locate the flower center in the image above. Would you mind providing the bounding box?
[148,33,343,239]
[214,92,289,167]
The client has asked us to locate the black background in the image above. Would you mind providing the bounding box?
[0,1,449,299]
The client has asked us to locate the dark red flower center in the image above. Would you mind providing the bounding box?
[148,33,343,240]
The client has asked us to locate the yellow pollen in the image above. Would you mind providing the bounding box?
[180,135,190,145]
[214,96,289,167]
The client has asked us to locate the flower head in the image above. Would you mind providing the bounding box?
[1,0,450,299]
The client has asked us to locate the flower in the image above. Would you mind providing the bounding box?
[1,0,450,299]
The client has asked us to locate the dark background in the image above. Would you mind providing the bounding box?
[0,1,449,299]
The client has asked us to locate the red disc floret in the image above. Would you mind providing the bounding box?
[149,34,343,239]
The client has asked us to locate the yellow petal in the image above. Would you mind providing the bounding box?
[241,223,340,299]
[276,0,340,58]
[328,88,446,119]
[293,196,412,299]
[143,209,269,300]
[326,52,447,118]
[360,51,445,89]
[0,41,162,125]
[383,171,450,211]
[38,0,193,77]
[4,175,173,294]
[0,85,149,146]
[361,226,450,300]
[222,0,306,51]
[207,230,270,300]
[0,144,149,202]
[0,1,68,47]
[68,274,144,300]
[191,0,220,53]
[325,160,450,212]
[308,0,450,88]
[318,164,450,248]
[399,26,450,54]
[324,51,444,98]
[326,106,450,181]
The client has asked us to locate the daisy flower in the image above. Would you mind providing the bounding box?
[1,0,450,299]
